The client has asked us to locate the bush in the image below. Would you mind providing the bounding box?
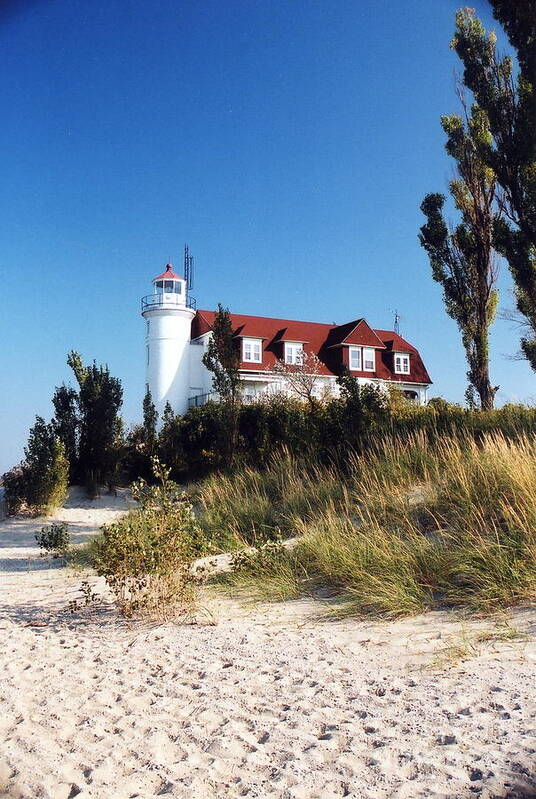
[2,418,69,515]
[152,383,536,483]
[93,461,210,618]
[2,466,27,515]
[35,522,70,557]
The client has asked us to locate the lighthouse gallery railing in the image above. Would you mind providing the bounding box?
[141,294,197,312]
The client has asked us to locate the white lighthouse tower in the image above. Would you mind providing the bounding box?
[141,260,195,416]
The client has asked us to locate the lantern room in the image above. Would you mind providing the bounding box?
[153,263,185,298]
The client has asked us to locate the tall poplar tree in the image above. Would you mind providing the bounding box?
[420,106,499,410]
[451,6,536,367]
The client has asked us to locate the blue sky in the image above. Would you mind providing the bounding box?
[1,0,534,473]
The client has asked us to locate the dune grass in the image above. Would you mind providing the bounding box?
[193,449,345,548]
[201,433,536,616]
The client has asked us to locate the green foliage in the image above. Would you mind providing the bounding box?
[157,402,186,475]
[153,388,536,484]
[2,466,28,515]
[230,540,286,574]
[202,304,242,465]
[125,390,160,481]
[68,351,124,491]
[451,7,536,367]
[202,304,241,403]
[93,462,209,617]
[142,387,158,443]
[51,385,79,481]
[2,417,69,515]
[333,378,389,450]
[35,522,70,557]
[419,97,498,410]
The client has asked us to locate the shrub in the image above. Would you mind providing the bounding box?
[35,522,70,557]
[93,462,209,618]
[152,383,536,484]
[2,466,27,515]
[2,418,69,515]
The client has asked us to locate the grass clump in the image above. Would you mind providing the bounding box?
[206,433,536,617]
[223,540,304,602]
[194,449,345,547]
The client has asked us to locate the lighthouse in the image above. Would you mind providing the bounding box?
[141,260,196,416]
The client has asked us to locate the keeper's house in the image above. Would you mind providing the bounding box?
[141,262,432,416]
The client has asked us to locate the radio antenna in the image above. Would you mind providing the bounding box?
[389,308,401,335]
[184,243,194,291]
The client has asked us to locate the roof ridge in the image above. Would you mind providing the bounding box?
[197,310,376,331]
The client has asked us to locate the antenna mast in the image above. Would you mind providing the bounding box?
[393,309,400,335]
[184,243,194,291]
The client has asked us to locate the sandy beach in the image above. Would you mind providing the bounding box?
[1,491,535,799]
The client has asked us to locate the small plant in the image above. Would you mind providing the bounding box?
[68,580,100,613]
[231,540,286,573]
[35,522,70,557]
[429,622,529,669]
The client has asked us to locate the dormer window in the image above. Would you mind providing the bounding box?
[349,347,361,371]
[284,342,303,365]
[363,348,375,371]
[394,353,410,374]
[243,338,262,363]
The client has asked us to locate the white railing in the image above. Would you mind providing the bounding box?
[141,293,196,312]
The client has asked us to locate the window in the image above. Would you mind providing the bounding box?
[156,280,164,293]
[349,347,361,371]
[243,338,262,363]
[284,342,303,364]
[363,348,375,371]
[146,320,150,336]
[394,353,410,374]
[243,386,257,404]
[164,280,174,292]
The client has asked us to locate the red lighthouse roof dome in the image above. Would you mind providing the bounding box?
[153,263,184,281]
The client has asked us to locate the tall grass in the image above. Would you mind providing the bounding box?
[203,433,536,616]
[193,448,345,547]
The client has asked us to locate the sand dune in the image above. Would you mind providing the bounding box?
[1,491,535,798]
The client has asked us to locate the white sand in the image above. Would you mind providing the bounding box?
[1,490,535,799]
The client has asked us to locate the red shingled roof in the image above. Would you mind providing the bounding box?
[192,310,432,385]
[153,263,184,281]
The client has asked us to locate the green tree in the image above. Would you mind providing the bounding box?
[68,352,124,491]
[202,304,242,464]
[202,304,241,404]
[157,403,186,478]
[420,104,499,410]
[51,384,79,481]
[161,401,175,430]
[3,416,69,514]
[142,387,158,444]
[451,6,536,367]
